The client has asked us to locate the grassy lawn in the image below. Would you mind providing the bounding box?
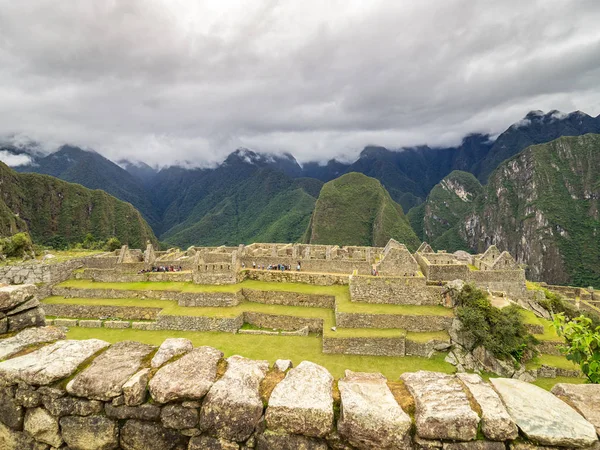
[65,327,455,379]
[336,295,453,317]
[531,376,587,391]
[526,354,580,371]
[324,328,407,338]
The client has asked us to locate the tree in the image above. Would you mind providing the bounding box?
[554,314,600,383]
[104,237,122,252]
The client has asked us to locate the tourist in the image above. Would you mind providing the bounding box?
[252,261,256,269]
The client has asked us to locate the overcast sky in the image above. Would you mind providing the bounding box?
[1,0,600,168]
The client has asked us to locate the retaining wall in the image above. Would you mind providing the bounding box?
[335,311,453,332]
[243,312,324,334]
[243,269,349,285]
[0,258,85,286]
[349,275,442,305]
[242,289,335,308]
[42,303,161,321]
[322,335,406,356]
[76,269,193,283]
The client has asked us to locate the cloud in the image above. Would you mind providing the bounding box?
[0,0,599,166]
[0,151,33,167]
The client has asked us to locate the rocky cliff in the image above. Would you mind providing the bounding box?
[462,134,600,287]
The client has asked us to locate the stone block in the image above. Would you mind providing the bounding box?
[337,371,412,449]
[7,307,46,332]
[103,320,131,329]
[151,337,193,368]
[23,407,62,448]
[161,404,198,430]
[105,403,161,421]
[0,326,66,360]
[266,361,334,438]
[401,371,479,441]
[0,385,24,430]
[67,341,154,401]
[79,320,102,328]
[199,355,269,441]
[491,378,597,448]
[53,318,78,327]
[551,383,600,435]
[122,368,150,406]
[120,419,188,450]
[149,346,223,403]
[0,339,110,385]
[42,395,103,417]
[60,415,119,450]
[188,435,239,450]
[255,431,328,450]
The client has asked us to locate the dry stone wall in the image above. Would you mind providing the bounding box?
[0,285,45,336]
[0,258,85,286]
[349,275,442,305]
[0,329,598,450]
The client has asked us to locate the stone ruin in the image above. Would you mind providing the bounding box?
[0,326,598,450]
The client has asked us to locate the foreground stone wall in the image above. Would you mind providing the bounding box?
[0,330,598,450]
[0,258,85,286]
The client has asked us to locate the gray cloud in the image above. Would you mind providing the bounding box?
[0,0,599,167]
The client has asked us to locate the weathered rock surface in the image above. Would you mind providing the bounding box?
[274,359,293,371]
[0,326,66,360]
[266,360,334,438]
[188,435,239,450]
[42,395,103,417]
[23,407,62,448]
[491,378,598,447]
[149,346,223,403]
[457,373,518,441]
[443,443,506,450]
[0,421,35,450]
[338,371,411,449]
[7,307,45,332]
[161,404,198,430]
[200,355,269,441]
[401,371,479,441]
[0,385,24,430]
[6,297,39,316]
[120,419,188,450]
[67,341,154,401]
[122,368,150,406]
[551,383,600,435]
[256,431,328,450]
[151,337,193,368]
[60,415,119,450]
[105,403,161,421]
[0,339,109,385]
[0,285,37,312]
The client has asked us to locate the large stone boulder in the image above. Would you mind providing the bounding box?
[149,346,223,403]
[122,368,151,406]
[0,285,37,313]
[151,338,193,368]
[120,419,188,450]
[0,421,35,450]
[0,326,66,360]
[160,404,198,430]
[6,307,45,333]
[457,373,518,441]
[200,355,269,441]
[401,371,479,441]
[551,383,600,435]
[0,339,110,385]
[0,385,24,430]
[490,378,598,447]
[23,407,62,448]
[67,341,154,401]
[266,360,334,438]
[337,371,411,449]
[60,415,119,450]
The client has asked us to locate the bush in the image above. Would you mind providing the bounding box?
[0,232,34,258]
[554,314,600,383]
[104,237,122,252]
[44,235,69,250]
[539,289,600,328]
[455,284,538,362]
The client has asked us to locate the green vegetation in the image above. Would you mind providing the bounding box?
[304,172,420,250]
[525,353,580,372]
[0,232,34,258]
[64,327,454,379]
[0,161,157,248]
[531,376,587,391]
[554,313,600,383]
[455,284,537,361]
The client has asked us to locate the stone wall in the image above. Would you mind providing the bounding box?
[335,311,453,332]
[0,330,598,450]
[349,275,443,305]
[76,269,193,283]
[43,303,161,321]
[468,269,527,297]
[0,285,45,335]
[243,269,349,285]
[322,335,406,356]
[0,258,85,286]
[52,286,243,307]
[243,312,324,334]
[242,289,335,308]
[240,256,372,275]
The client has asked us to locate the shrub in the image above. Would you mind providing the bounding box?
[554,314,600,383]
[455,284,538,362]
[539,289,600,328]
[45,235,69,250]
[104,237,122,252]
[0,232,34,258]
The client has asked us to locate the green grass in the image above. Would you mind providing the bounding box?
[336,295,453,317]
[526,354,580,371]
[406,330,450,342]
[531,376,587,391]
[65,327,454,379]
[324,328,407,338]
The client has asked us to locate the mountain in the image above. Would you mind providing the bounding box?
[304,172,420,249]
[474,110,600,181]
[408,171,483,251]
[461,133,600,287]
[16,145,159,228]
[0,162,157,248]
[161,168,322,248]
[117,160,158,187]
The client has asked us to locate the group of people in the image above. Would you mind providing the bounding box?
[138,265,183,273]
[241,261,302,271]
